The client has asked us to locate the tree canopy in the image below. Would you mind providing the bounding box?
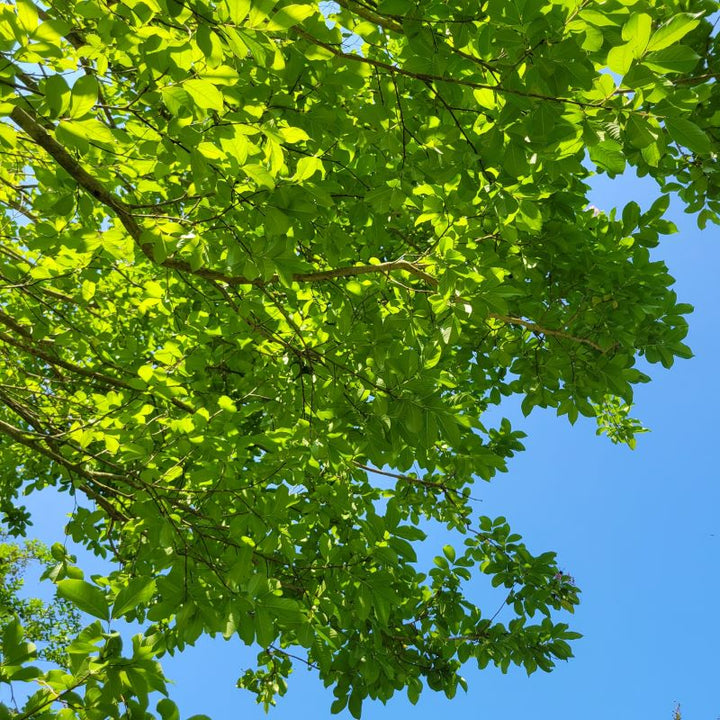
[0,0,718,717]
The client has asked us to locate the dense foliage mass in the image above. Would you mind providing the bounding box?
[0,0,718,717]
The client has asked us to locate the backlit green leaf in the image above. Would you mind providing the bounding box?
[56,579,109,620]
[265,4,315,31]
[643,45,699,74]
[664,117,711,154]
[182,79,224,111]
[112,578,156,618]
[647,13,701,52]
[68,75,98,119]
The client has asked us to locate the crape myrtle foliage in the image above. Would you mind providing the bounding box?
[0,0,716,715]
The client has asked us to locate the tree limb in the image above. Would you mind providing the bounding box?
[489,313,610,353]
[9,106,437,290]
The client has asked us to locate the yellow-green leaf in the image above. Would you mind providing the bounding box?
[69,75,98,119]
[293,156,323,182]
[647,13,701,52]
[265,4,315,31]
[225,0,251,23]
[183,79,224,111]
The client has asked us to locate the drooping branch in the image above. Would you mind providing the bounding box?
[0,197,38,223]
[9,106,436,290]
[355,462,454,491]
[0,330,129,390]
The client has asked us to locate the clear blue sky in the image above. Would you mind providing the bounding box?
[19,170,719,720]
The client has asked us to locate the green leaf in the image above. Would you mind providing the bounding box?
[330,697,347,714]
[265,207,290,236]
[622,201,641,231]
[1,620,36,665]
[293,156,323,182]
[15,0,38,32]
[579,8,620,27]
[56,579,109,620]
[200,65,240,85]
[518,199,543,231]
[68,75,98,119]
[218,395,237,412]
[589,140,626,174]
[347,691,363,720]
[473,87,497,110]
[643,45,699,74]
[44,74,70,118]
[225,0,251,23]
[277,126,310,143]
[243,163,275,188]
[161,86,191,116]
[625,115,657,149]
[254,607,275,647]
[58,119,115,145]
[622,13,652,56]
[607,43,634,75]
[503,142,529,178]
[664,117,711,155]
[647,13,701,52]
[157,699,180,720]
[112,578,156,618]
[265,4,315,31]
[182,79,224,111]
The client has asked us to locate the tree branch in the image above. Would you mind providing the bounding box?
[489,313,610,353]
[355,462,462,496]
[0,311,195,413]
[0,418,128,521]
[9,106,437,290]
[336,0,403,33]
[335,0,500,78]
[294,29,601,109]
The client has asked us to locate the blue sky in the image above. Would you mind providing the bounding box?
[15,168,719,720]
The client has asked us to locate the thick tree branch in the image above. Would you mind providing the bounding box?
[9,106,436,289]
